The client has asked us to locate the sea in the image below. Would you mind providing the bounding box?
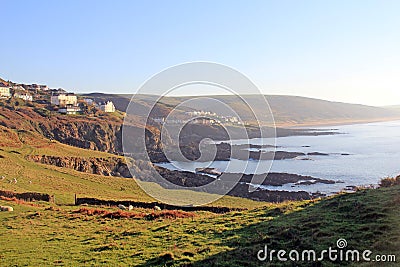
[157,120,400,195]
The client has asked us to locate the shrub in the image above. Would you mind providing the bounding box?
[379,176,400,187]
[35,108,51,118]
[74,207,196,220]
[159,252,174,261]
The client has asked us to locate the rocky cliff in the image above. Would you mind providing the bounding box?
[27,155,132,177]
[0,104,137,154]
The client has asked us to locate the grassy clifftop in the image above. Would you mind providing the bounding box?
[0,125,398,266]
[0,124,264,208]
[0,182,398,266]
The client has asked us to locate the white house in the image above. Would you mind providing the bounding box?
[51,93,78,107]
[14,93,33,101]
[99,101,116,112]
[0,82,11,98]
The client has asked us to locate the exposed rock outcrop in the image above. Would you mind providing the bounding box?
[27,155,151,178]
[27,155,322,202]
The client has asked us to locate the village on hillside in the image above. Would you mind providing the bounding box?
[0,77,244,126]
[152,110,243,126]
[0,78,115,115]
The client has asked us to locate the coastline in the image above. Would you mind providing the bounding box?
[274,116,400,129]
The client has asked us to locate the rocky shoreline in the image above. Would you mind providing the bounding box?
[27,155,338,202]
[149,142,333,162]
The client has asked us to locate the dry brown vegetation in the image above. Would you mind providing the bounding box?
[74,207,196,220]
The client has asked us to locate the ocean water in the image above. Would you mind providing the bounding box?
[157,120,400,194]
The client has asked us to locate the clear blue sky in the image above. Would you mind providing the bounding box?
[1,0,400,106]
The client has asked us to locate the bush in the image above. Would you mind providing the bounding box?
[35,108,51,118]
[159,252,174,261]
[74,207,196,220]
[379,176,400,187]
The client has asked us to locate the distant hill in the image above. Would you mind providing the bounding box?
[385,105,400,112]
[266,95,400,126]
[81,93,400,127]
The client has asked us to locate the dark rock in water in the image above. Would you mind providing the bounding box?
[245,151,306,161]
[248,144,278,149]
[156,142,308,162]
[296,181,315,185]
[341,153,351,156]
[298,157,313,161]
[152,168,314,202]
[228,183,311,202]
[307,152,329,156]
[269,151,306,160]
[302,145,311,147]
[235,172,337,187]
[318,180,335,184]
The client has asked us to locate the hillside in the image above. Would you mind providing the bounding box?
[0,99,337,162]
[0,97,398,266]
[1,125,399,265]
[0,176,398,266]
[0,100,125,154]
[267,95,400,126]
[82,93,400,127]
[0,124,264,208]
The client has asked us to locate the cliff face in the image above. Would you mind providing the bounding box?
[27,155,132,177]
[0,105,158,155]
[38,121,123,153]
[26,155,160,180]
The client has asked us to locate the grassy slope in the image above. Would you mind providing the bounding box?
[0,186,398,266]
[0,126,264,208]
[0,127,398,266]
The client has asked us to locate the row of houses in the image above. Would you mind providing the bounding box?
[50,93,115,114]
[11,83,49,91]
[153,117,226,126]
[152,110,242,126]
[0,80,116,115]
[186,110,242,125]
[0,82,33,100]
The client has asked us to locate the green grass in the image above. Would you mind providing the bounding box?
[0,185,398,266]
[0,128,399,266]
[0,128,267,208]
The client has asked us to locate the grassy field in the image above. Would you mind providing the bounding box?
[0,185,398,266]
[0,127,266,208]
[0,127,399,266]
